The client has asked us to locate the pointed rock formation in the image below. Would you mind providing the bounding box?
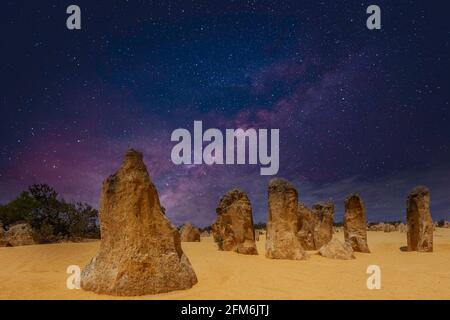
[344,194,370,253]
[265,179,308,260]
[297,203,317,250]
[81,149,197,296]
[406,186,433,252]
[319,238,355,260]
[313,202,334,249]
[212,189,257,255]
[180,223,200,242]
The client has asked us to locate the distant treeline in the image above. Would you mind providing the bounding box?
[254,222,266,229]
[199,225,212,233]
[367,221,403,226]
[202,219,450,231]
[0,184,100,242]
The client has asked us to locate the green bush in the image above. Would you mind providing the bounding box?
[0,184,100,242]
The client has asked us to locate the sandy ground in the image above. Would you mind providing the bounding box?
[0,229,449,300]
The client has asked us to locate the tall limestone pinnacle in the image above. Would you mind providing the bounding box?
[298,202,334,250]
[212,189,258,255]
[265,178,308,260]
[344,194,370,253]
[312,202,334,249]
[406,186,433,252]
[81,149,197,296]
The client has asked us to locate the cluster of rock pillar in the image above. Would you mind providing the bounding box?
[79,149,434,296]
[264,178,358,260]
[262,179,435,257]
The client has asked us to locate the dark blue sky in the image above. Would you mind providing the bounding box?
[1,1,449,226]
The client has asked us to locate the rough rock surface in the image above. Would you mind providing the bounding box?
[255,230,260,241]
[344,194,370,253]
[180,223,200,242]
[297,203,316,250]
[81,149,197,296]
[0,223,8,247]
[200,231,210,237]
[4,223,35,246]
[406,186,433,252]
[266,179,308,260]
[212,189,257,255]
[368,223,383,231]
[383,224,396,233]
[318,238,355,260]
[397,223,407,233]
[333,226,343,233]
[312,202,334,249]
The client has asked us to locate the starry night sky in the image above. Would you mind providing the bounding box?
[1,1,449,226]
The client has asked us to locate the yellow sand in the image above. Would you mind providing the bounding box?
[0,229,449,300]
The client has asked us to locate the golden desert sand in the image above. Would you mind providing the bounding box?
[0,229,449,300]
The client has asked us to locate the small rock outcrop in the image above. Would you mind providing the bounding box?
[397,223,407,233]
[406,186,433,252]
[81,149,197,296]
[0,223,8,247]
[200,231,210,237]
[312,202,334,249]
[4,223,35,246]
[344,194,370,253]
[180,223,200,242]
[333,226,343,233]
[368,223,383,231]
[212,189,257,255]
[383,224,396,233]
[318,238,355,260]
[266,179,308,260]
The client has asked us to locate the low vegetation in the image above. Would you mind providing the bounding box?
[0,184,100,242]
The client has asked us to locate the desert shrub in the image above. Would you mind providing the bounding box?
[0,192,36,226]
[33,222,55,243]
[214,235,224,250]
[64,202,99,238]
[199,225,212,233]
[0,184,100,242]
